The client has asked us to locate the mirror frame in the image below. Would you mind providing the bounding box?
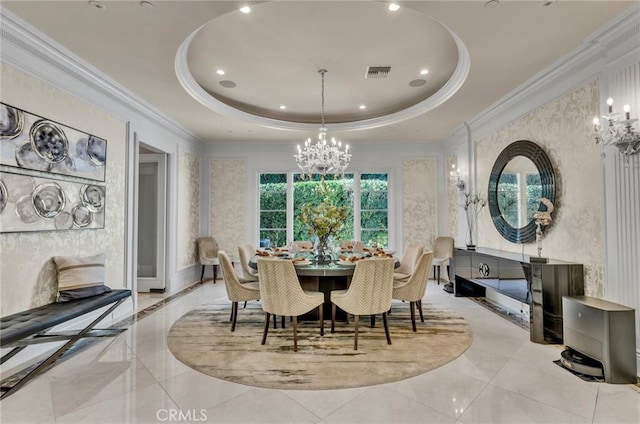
[488,140,556,243]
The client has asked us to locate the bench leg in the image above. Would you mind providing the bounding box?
[0,298,127,400]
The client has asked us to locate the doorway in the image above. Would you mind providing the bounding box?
[136,145,167,293]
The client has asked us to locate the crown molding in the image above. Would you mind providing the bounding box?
[0,8,202,146]
[445,3,640,144]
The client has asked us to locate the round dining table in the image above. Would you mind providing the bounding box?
[249,257,398,320]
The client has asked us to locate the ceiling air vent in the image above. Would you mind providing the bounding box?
[366,66,391,79]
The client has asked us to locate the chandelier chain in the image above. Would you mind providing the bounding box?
[320,69,326,128]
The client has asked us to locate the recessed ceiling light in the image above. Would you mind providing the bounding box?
[219,80,236,88]
[388,3,400,12]
[88,1,106,10]
[420,69,429,75]
[216,69,225,75]
[279,105,286,110]
[409,79,427,87]
[484,0,499,8]
[359,105,367,110]
[239,6,251,14]
[140,1,154,9]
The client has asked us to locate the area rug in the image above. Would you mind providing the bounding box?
[167,302,472,390]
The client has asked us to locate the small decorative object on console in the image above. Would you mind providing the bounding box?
[531,197,554,263]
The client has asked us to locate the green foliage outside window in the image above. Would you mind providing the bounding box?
[258,173,388,247]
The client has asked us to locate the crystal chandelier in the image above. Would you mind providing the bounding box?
[294,69,351,179]
[592,98,640,163]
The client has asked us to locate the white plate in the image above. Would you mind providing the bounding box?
[337,259,358,266]
[293,259,311,266]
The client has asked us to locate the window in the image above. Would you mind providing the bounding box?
[360,173,388,247]
[258,173,287,248]
[258,172,388,247]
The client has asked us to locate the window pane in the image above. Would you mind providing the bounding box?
[259,173,287,247]
[361,191,388,209]
[259,211,286,229]
[360,173,388,247]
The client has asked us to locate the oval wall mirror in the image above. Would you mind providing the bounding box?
[488,140,556,243]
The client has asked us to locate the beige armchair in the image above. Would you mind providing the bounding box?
[237,243,260,283]
[392,252,434,331]
[218,251,261,332]
[393,244,424,282]
[257,258,324,352]
[197,237,220,283]
[432,237,454,284]
[330,257,395,350]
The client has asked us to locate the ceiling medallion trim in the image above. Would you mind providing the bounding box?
[175,22,470,133]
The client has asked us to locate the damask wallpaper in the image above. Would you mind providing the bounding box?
[402,159,437,251]
[177,149,200,269]
[0,63,127,316]
[475,80,605,297]
[209,159,245,258]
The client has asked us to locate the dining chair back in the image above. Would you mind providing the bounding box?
[393,244,424,282]
[330,257,395,350]
[238,243,260,282]
[256,258,324,351]
[197,237,220,283]
[218,251,261,332]
[392,252,434,331]
[432,236,454,284]
[292,240,313,250]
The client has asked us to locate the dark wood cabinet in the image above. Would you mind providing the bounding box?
[451,247,584,344]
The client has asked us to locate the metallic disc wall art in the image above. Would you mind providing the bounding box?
[0,102,107,181]
[0,171,106,233]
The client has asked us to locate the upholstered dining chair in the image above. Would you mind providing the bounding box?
[393,244,424,283]
[432,236,454,285]
[292,240,313,250]
[330,257,395,350]
[218,251,261,332]
[392,252,434,332]
[238,243,260,283]
[197,237,220,283]
[256,258,324,352]
[340,240,364,252]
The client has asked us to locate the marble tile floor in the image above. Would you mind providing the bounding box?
[1,281,638,424]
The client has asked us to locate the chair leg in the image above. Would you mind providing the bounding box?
[292,316,298,352]
[370,314,375,328]
[437,265,441,285]
[319,305,324,336]
[243,301,247,308]
[410,301,417,332]
[261,312,270,345]
[383,311,392,345]
[213,265,217,283]
[273,314,277,329]
[331,303,336,333]
[200,265,205,282]
[418,299,424,322]
[281,315,285,329]
[231,302,238,332]
[446,265,450,283]
[354,315,360,351]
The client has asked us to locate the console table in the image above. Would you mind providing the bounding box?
[451,247,584,344]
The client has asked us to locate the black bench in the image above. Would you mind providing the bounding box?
[0,289,131,400]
